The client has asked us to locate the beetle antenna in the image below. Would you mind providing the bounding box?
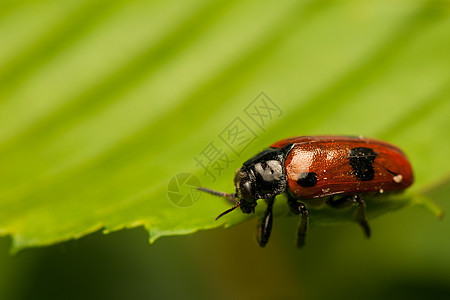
[215,201,241,220]
[197,187,241,219]
[197,187,236,202]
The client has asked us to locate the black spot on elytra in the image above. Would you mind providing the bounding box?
[349,147,376,181]
[297,172,317,187]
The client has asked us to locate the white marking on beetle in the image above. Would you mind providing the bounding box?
[379,188,384,194]
[254,160,283,181]
[393,174,403,183]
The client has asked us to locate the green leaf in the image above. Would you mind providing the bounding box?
[0,0,449,252]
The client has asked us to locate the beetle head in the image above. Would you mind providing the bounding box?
[233,167,258,214]
[198,147,288,220]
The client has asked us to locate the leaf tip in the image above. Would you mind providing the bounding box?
[413,193,444,219]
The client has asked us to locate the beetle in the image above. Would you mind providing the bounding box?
[198,136,414,248]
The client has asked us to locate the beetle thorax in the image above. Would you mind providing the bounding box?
[234,148,288,207]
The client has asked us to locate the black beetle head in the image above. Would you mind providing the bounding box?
[233,167,257,214]
[198,146,290,219]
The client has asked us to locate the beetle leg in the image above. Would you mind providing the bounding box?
[353,195,371,238]
[287,196,309,248]
[327,195,371,238]
[256,197,275,247]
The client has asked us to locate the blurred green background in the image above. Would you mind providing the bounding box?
[1,0,450,299]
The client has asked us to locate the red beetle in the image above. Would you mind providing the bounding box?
[199,136,413,247]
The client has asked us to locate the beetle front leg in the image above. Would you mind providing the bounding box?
[353,195,371,238]
[287,196,309,248]
[256,197,274,247]
[327,195,371,238]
